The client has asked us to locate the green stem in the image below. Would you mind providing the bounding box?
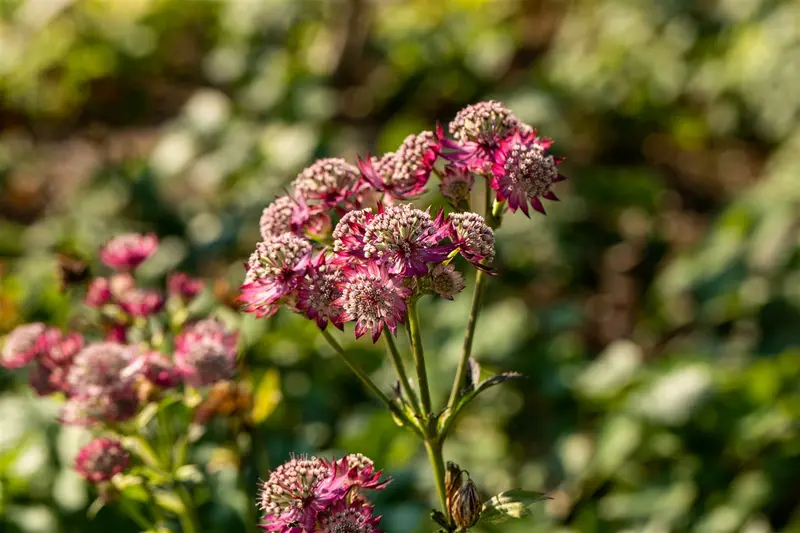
[424,438,450,521]
[407,300,432,416]
[320,329,396,414]
[119,499,155,531]
[446,269,487,410]
[177,486,199,533]
[384,331,421,415]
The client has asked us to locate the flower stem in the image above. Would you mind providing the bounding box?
[407,299,432,416]
[424,438,450,521]
[119,499,155,531]
[320,328,397,415]
[384,331,422,415]
[177,486,199,533]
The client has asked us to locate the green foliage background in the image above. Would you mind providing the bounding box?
[1,0,799,532]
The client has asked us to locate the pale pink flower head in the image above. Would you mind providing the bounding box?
[439,164,475,207]
[259,195,313,239]
[174,318,238,387]
[359,129,441,200]
[240,233,313,318]
[292,158,362,212]
[430,263,465,300]
[447,212,495,268]
[317,499,384,533]
[119,288,164,317]
[124,350,181,389]
[60,391,139,426]
[444,100,523,173]
[85,277,112,307]
[334,262,412,342]
[66,342,136,397]
[362,204,454,277]
[296,253,345,331]
[491,130,565,216]
[29,362,68,396]
[258,455,337,533]
[109,272,136,298]
[320,453,391,496]
[167,272,204,301]
[40,329,84,366]
[74,437,130,483]
[332,209,375,259]
[99,233,158,270]
[1,323,46,369]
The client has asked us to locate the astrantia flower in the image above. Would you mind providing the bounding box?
[359,130,441,200]
[66,342,135,396]
[258,455,336,533]
[174,318,238,387]
[109,272,136,298]
[85,277,112,307]
[60,391,138,426]
[119,288,164,317]
[240,233,312,318]
[74,437,130,483]
[42,331,84,366]
[334,262,412,342]
[292,158,362,212]
[444,100,522,173]
[362,204,453,276]
[1,323,46,369]
[259,195,312,239]
[332,209,374,259]
[447,212,495,267]
[491,130,565,216]
[29,362,67,396]
[321,454,391,496]
[439,165,474,207]
[296,253,345,330]
[430,264,465,300]
[124,351,181,389]
[99,233,158,270]
[317,499,384,533]
[167,272,204,301]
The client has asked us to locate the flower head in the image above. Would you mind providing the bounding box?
[259,195,312,239]
[174,318,238,387]
[119,288,164,317]
[124,350,181,388]
[296,253,345,330]
[362,204,453,276]
[1,323,46,369]
[359,130,440,200]
[332,209,374,259]
[66,342,135,397]
[259,455,336,533]
[292,158,362,212]
[334,262,411,342]
[321,454,391,496]
[445,100,522,173]
[29,361,68,396]
[240,234,312,318]
[167,272,204,301]
[60,391,138,426]
[430,264,465,300]
[447,212,495,266]
[74,437,130,483]
[439,165,475,206]
[85,277,112,307]
[491,130,565,216]
[99,233,158,270]
[317,499,384,533]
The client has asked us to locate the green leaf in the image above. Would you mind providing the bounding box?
[123,436,162,469]
[252,368,282,423]
[153,489,186,515]
[112,475,150,503]
[478,489,550,525]
[136,403,159,430]
[174,464,204,484]
[87,497,105,519]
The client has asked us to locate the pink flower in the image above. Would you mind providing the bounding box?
[119,288,164,317]
[74,437,130,482]
[167,272,204,301]
[361,204,453,277]
[109,272,136,297]
[439,164,475,206]
[29,362,68,396]
[66,342,136,397]
[59,391,139,426]
[447,212,495,267]
[259,195,313,239]
[258,455,338,533]
[296,253,345,331]
[316,499,384,533]
[358,129,441,200]
[292,158,362,213]
[430,263,465,300]
[174,318,238,387]
[99,233,158,270]
[443,100,524,174]
[334,262,412,342]
[319,454,391,496]
[332,209,375,259]
[85,277,112,307]
[490,130,565,216]
[240,234,312,318]
[1,323,47,369]
[124,350,181,388]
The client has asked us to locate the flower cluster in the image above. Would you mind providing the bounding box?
[258,453,388,533]
[240,101,560,343]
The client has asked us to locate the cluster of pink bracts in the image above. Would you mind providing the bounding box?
[240,100,565,342]
[0,233,237,482]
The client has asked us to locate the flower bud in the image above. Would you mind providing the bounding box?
[449,477,482,529]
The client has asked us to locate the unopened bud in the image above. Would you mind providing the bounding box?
[450,477,482,529]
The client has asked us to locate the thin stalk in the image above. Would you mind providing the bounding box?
[407,300,432,415]
[320,328,396,413]
[446,269,487,409]
[119,499,155,531]
[424,439,450,521]
[177,486,199,533]
[384,331,421,415]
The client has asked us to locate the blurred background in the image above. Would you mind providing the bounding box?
[1,0,799,532]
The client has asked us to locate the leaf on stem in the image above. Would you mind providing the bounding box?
[153,489,187,514]
[478,489,550,524]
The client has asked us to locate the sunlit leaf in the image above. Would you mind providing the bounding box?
[478,489,550,525]
[251,368,282,423]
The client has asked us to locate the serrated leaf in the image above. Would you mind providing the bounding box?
[252,368,281,423]
[479,489,550,525]
[154,490,186,515]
